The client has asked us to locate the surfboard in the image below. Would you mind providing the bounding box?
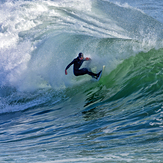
[96,65,105,81]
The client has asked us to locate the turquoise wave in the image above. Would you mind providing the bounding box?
[0,0,163,162]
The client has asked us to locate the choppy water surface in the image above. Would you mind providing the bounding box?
[0,0,163,162]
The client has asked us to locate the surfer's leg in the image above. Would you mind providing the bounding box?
[87,71,97,78]
[82,68,98,78]
[74,68,96,77]
[74,68,99,78]
[74,68,88,76]
[88,70,102,79]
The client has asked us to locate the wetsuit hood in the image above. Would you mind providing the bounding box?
[78,53,83,59]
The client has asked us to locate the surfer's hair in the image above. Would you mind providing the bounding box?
[78,53,83,58]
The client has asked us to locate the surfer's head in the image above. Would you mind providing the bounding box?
[78,53,84,60]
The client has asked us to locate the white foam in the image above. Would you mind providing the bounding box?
[114,1,145,14]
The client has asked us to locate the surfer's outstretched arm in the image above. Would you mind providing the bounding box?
[84,57,91,61]
[65,60,74,75]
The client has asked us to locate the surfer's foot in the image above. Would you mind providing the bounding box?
[96,70,102,79]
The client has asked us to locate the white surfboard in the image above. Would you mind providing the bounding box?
[96,65,105,81]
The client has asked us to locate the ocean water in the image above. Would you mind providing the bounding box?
[0,0,163,162]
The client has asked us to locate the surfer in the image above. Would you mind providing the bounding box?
[65,53,101,79]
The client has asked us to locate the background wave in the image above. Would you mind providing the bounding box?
[1,0,163,162]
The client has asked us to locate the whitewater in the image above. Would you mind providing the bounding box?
[0,0,163,162]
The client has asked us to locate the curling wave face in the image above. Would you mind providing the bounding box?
[1,0,163,162]
[0,0,163,113]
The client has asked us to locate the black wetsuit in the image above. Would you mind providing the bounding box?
[65,57,97,77]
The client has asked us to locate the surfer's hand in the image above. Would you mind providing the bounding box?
[65,69,68,75]
[86,57,90,60]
